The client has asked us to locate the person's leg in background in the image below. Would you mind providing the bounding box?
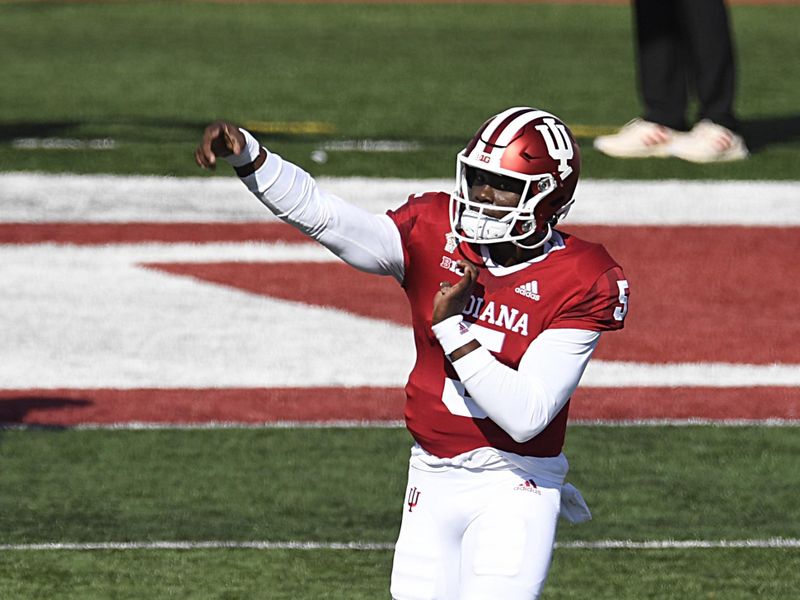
[667,0,748,162]
[636,0,688,131]
[594,0,747,161]
[593,0,684,158]
[679,0,737,130]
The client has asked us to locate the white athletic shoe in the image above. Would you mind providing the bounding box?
[669,120,749,163]
[593,119,675,158]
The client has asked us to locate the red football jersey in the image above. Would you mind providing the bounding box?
[387,192,629,459]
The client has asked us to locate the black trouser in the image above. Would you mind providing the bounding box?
[634,0,738,131]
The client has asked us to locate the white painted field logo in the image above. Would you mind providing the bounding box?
[534,117,574,179]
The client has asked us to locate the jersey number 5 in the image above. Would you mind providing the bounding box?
[613,280,629,321]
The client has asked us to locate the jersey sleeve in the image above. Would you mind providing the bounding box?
[550,265,629,332]
[229,129,405,282]
[386,195,418,242]
[447,327,601,443]
[386,193,439,287]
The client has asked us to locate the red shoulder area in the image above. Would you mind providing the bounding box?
[387,190,449,219]
[386,191,450,240]
[557,230,622,279]
[550,230,629,332]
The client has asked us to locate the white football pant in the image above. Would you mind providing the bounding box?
[390,462,561,600]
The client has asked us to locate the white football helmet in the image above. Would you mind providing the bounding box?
[449,107,581,249]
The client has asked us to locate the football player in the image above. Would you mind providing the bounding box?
[195,107,629,600]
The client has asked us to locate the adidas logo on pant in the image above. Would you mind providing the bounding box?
[515,280,540,301]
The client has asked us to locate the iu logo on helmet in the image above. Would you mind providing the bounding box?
[534,117,574,180]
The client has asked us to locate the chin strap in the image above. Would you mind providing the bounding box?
[513,222,553,250]
[512,198,574,249]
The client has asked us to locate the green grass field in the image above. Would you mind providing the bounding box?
[1,427,799,598]
[1,2,799,179]
[3,546,799,599]
[2,2,799,598]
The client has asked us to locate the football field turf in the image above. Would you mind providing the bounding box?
[4,174,798,598]
[2,1,800,598]
[1,427,799,599]
[1,1,799,179]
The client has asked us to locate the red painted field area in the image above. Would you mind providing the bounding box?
[6,222,797,363]
[2,222,799,426]
[1,387,798,427]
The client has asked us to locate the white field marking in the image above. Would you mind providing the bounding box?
[581,360,800,387]
[319,140,423,152]
[0,541,394,552]
[12,138,116,151]
[570,418,800,427]
[0,242,415,389]
[0,420,408,431]
[3,419,800,432]
[556,538,800,550]
[1,172,799,225]
[1,239,799,388]
[0,241,341,263]
[1,539,799,552]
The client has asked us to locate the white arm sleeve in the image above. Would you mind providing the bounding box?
[446,328,600,443]
[226,129,405,282]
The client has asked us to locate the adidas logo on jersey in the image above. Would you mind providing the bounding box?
[515,280,540,301]
[513,479,542,495]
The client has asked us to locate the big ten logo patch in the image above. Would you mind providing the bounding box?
[440,256,464,276]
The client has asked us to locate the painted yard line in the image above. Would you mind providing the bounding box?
[4,387,798,427]
[2,172,799,225]
[3,361,798,389]
[0,420,407,431]
[557,538,800,549]
[0,541,394,552]
[2,539,798,552]
[583,361,800,387]
[0,240,340,262]
[570,418,800,427]
[4,419,800,431]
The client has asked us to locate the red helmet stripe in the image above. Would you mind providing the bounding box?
[464,119,492,155]
[495,110,554,148]
[483,108,535,148]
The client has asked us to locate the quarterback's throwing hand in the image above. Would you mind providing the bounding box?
[432,260,478,325]
[194,121,246,170]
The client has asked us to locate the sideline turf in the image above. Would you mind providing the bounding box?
[1,427,798,544]
[0,548,798,599]
[0,3,798,179]
[1,427,799,598]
